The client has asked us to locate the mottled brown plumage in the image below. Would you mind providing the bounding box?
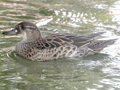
[2,22,117,61]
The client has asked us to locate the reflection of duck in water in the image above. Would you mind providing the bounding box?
[2,22,117,61]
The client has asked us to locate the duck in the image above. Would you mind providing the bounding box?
[2,22,117,61]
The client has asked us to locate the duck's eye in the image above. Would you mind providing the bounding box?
[21,25,24,30]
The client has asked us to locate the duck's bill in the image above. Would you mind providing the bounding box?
[2,28,17,35]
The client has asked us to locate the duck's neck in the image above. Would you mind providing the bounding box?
[21,30,42,43]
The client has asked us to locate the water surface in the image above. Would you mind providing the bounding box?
[0,0,120,90]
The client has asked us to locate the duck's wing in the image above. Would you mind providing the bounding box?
[42,32,105,49]
[88,39,117,52]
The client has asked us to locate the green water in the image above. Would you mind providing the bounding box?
[0,0,120,90]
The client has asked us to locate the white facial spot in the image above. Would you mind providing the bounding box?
[15,30,18,33]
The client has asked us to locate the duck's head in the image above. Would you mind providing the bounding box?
[2,22,42,42]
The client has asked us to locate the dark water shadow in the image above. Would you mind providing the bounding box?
[83,53,109,61]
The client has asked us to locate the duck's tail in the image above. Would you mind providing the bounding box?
[88,38,118,52]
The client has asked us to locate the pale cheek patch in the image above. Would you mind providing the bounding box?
[20,32,27,41]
